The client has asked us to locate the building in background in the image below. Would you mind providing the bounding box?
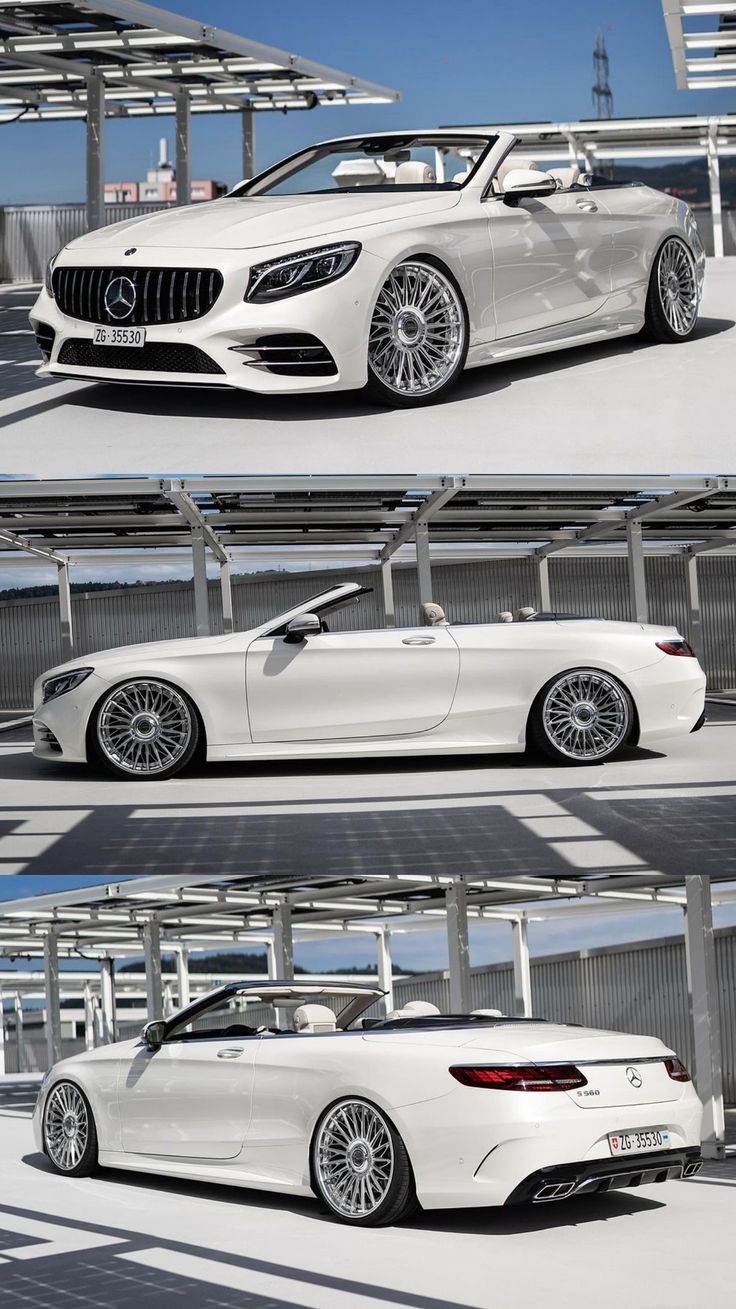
[104,137,226,205]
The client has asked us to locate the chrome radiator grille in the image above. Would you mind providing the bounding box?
[52,266,224,325]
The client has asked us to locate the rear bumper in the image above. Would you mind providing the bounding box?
[505,1147,702,1205]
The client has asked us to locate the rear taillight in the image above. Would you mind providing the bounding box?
[450,1064,587,1091]
[665,1057,691,1082]
[656,639,696,657]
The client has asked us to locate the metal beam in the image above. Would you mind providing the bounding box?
[684,553,704,661]
[143,920,163,1020]
[176,947,190,1010]
[376,929,394,1016]
[241,107,255,181]
[174,86,190,207]
[415,521,432,606]
[626,519,648,622]
[86,69,105,232]
[684,877,725,1158]
[191,527,211,638]
[57,560,74,659]
[83,981,96,1050]
[165,483,230,562]
[707,118,724,257]
[0,990,5,1076]
[272,903,293,978]
[43,931,62,1067]
[446,879,471,1013]
[511,918,532,1018]
[220,560,234,635]
[99,957,116,1043]
[379,483,462,563]
[14,992,24,1074]
[380,558,395,628]
[537,554,551,610]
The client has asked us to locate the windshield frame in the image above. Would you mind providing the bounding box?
[230,133,497,199]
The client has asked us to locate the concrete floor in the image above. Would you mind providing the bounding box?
[1,706,735,877]
[0,1076,734,1309]
[0,260,734,478]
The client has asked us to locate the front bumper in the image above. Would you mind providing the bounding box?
[505,1147,702,1204]
[29,247,385,395]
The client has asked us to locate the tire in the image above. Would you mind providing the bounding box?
[311,1097,417,1226]
[528,668,635,766]
[43,1080,98,1177]
[90,678,200,780]
[366,258,469,407]
[641,237,699,343]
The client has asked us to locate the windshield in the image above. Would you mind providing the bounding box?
[233,134,495,198]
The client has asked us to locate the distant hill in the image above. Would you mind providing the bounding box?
[117,951,412,977]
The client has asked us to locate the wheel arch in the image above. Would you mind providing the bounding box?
[85,673,208,765]
[307,1091,417,1199]
[524,663,641,749]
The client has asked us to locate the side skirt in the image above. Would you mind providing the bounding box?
[466,319,642,370]
[97,1150,312,1197]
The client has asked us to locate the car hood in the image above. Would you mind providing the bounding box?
[66,192,463,253]
[40,633,236,682]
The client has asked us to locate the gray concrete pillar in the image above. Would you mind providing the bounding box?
[86,70,105,232]
[174,88,191,206]
[684,877,725,1158]
[43,932,62,1068]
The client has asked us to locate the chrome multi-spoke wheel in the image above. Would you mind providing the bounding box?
[537,670,632,763]
[315,1100,397,1220]
[367,261,466,403]
[44,1082,90,1173]
[95,679,195,778]
[657,238,698,336]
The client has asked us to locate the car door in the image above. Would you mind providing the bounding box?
[116,995,258,1159]
[487,189,614,337]
[245,625,460,743]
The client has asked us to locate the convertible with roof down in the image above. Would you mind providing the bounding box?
[33,980,703,1226]
[30,129,705,406]
[32,581,706,779]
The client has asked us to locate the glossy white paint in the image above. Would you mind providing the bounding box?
[29,129,706,399]
[32,582,706,770]
[32,982,704,1211]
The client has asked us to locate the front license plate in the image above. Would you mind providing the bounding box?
[93,325,145,347]
[609,1128,670,1156]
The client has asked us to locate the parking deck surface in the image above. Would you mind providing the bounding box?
[0,259,734,477]
[0,1078,734,1309]
[1,706,736,878]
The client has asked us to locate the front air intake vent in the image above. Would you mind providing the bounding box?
[57,339,225,375]
[52,266,224,325]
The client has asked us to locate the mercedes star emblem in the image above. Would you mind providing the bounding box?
[104,275,136,321]
[626,1066,643,1088]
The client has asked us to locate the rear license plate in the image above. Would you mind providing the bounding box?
[609,1128,670,1156]
[93,325,145,347]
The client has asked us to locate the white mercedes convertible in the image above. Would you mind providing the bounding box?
[33,981,703,1226]
[32,581,706,780]
[30,129,705,407]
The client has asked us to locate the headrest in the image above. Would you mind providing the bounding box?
[395,161,436,185]
[422,602,448,626]
[471,1007,505,1018]
[293,1003,336,1033]
[547,165,580,189]
[497,611,514,623]
[386,1000,441,1020]
[494,154,539,191]
[451,168,472,184]
[515,607,537,621]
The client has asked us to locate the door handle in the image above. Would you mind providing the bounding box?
[217,1047,245,1058]
[401,636,436,645]
[575,200,598,212]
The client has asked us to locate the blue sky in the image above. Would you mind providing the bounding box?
[2,876,735,973]
[1,0,733,204]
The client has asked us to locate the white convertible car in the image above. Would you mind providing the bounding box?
[32,581,706,780]
[30,129,705,406]
[33,981,703,1226]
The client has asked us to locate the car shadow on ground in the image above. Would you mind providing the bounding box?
[20,1151,667,1231]
[42,314,736,426]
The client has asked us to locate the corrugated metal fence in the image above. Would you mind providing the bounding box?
[2,553,735,709]
[394,926,736,1101]
[0,203,173,282]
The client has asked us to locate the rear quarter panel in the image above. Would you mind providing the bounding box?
[604,185,689,297]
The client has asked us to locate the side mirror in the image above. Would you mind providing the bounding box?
[501,169,557,205]
[142,1019,166,1050]
[283,613,321,644]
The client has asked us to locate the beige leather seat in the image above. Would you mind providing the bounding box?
[293,1003,337,1033]
[548,165,580,190]
[421,602,448,626]
[497,611,514,623]
[385,1000,441,1020]
[493,154,540,193]
[471,1007,505,1018]
[395,161,436,185]
[515,606,537,621]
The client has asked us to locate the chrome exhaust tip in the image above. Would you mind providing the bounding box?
[533,1180,577,1202]
[683,1161,702,1177]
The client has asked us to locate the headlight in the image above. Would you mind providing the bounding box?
[45,248,63,299]
[42,667,93,704]
[245,242,361,303]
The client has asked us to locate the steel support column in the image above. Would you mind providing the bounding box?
[85,70,105,232]
[43,931,62,1068]
[57,560,74,659]
[266,939,276,980]
[684,553,704,662]
[14,992,24,1074]
[174,88,191,207]
[626,520,648,622]
[241,108,255,181]
[511,918,533,1018]
[376,929,394,1016]
[220,560,234,635]
[272,904,293,978]
[99,957,116,1043]
[0,991,5,1076]
[707,119,724,259]
[537,555,552,611]
[176,947,190,1009]
[143,920,163,1021]
[446,879,471,1013]
[415,521,432,606]
[684,877,725,1158]
[83,981,96,1051]
[191,527,210,637]
[381,559,395,627]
